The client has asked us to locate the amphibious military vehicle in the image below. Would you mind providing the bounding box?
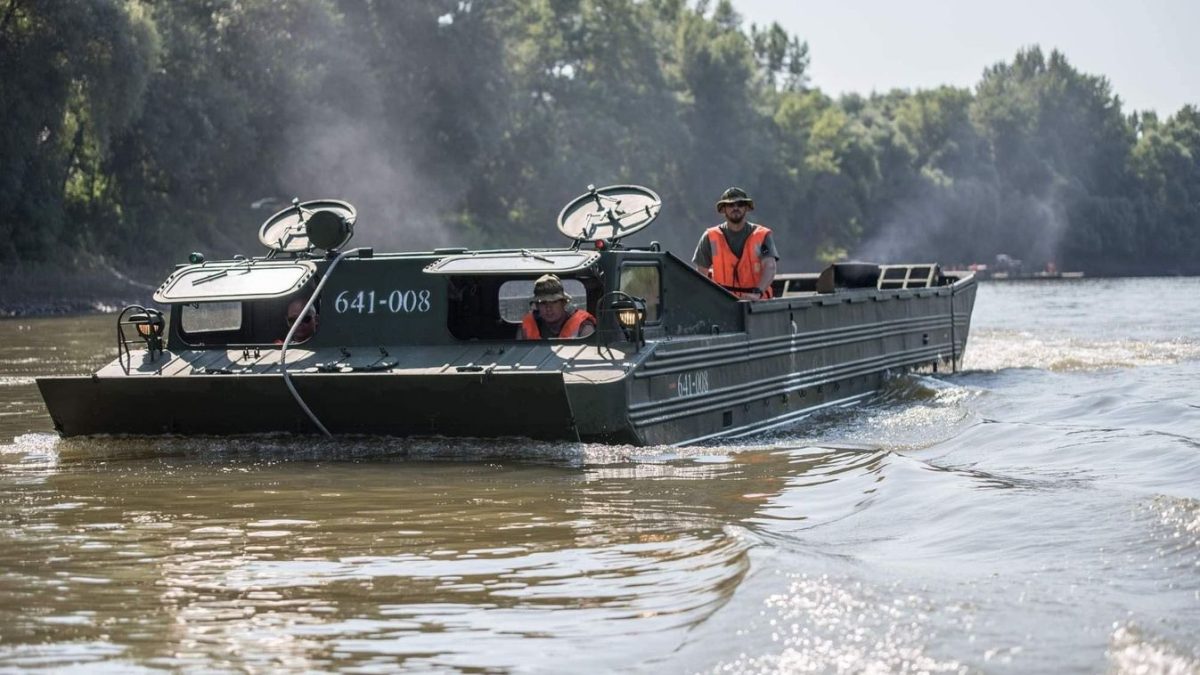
[37,185,976,446]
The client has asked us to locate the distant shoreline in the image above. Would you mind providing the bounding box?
[0,298,145,318]
[0,261,159,318]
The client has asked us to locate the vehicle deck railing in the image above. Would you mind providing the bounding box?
[877,264,939,290]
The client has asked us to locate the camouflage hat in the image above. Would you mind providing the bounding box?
[533,274,571,303]
[716,186,755,212]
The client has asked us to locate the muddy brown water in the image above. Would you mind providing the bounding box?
[2,278,1199,672]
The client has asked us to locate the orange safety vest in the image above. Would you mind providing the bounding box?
[706,224,774,298]
[521,308,596,339]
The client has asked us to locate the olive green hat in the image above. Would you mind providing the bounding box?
[716,186,755,213]
[533,274,571,303]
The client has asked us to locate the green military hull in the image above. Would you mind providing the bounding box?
[38,267,975,446]
[39,371,583,441]
[36,187,977,447]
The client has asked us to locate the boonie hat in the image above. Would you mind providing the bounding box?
[716,186,755,213]
[533,274,571,303]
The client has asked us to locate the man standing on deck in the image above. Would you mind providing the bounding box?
[692,187,779,299]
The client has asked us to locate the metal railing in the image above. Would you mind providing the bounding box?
[877,264,939,290]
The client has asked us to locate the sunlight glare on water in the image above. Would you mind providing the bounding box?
[1,278,1199,672]
[709,573,968,674]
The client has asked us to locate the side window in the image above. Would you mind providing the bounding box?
[181,302,242,334]
[619,265,661,323]
[497,279,588,324]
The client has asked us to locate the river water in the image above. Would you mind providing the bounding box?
[1,278,1198,673]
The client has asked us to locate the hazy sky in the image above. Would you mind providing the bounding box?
[733,0,1197,117]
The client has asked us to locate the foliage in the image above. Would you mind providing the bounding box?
[2,1,1196,275]
[0,0,157,260]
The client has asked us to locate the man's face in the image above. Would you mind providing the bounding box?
[537,299,567,323]
[287,304,318,340]
[721,200,750,225]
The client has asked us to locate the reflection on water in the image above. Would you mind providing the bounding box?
[710,573,968,673]
[0,440,828,670]
[2,279,1200,671]
[0,314,113,437]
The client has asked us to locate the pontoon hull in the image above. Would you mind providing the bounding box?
[38,372,582,441]
[38,276,975,447]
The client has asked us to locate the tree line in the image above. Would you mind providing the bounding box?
[3,0,1198,277]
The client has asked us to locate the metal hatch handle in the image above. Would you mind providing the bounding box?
[280,247,361,436]
[193,255,255,285]
[520,249,554,263]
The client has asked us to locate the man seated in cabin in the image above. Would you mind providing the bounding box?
[692,186,779,300]
[280,297,318,343]
[516,274,596,340]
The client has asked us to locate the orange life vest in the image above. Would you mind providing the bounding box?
[706,224,774,298]
[521,308,596,339]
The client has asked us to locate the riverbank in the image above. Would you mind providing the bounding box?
[0,260,160,317]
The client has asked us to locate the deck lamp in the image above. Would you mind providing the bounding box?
[605,291,646,346]
[616,301,643,329]
[131,309,165,351]
[116,305,166,374]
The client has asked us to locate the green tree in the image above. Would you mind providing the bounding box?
[0,0,157,260]
[751,20,809,92]
[972,47,1136,270]
[1129,106,1200,272]
[2,5,1192,283]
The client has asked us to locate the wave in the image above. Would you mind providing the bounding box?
[0,431,752,470]
[0,376,36,386]
[1108,623,1200,674]
[705,573,965,674]
[750,374,982,455]
[963,329,1200,372]
[1145,495,1200,564]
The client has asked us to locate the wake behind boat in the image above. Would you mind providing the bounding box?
[37,185,976,446]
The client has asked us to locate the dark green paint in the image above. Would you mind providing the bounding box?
[37,233,977,446]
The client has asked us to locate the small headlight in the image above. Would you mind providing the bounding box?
[116,306,166,374]
[130,311,165,341]
[607,293,647,346]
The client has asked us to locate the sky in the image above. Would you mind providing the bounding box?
[733,0,1198,117]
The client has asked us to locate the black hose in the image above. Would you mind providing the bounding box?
[279,248,360,436]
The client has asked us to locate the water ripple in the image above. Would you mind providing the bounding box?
[707,573,967,674]
[1108,623,1200,674]
[965,330,1200,372]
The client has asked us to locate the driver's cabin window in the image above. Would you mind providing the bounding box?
[177,297,314,347]
[619,264,661,323]
[445,277,589,340]
[181,301,242,334]
[178,301,243,346]
[498,278,588,323]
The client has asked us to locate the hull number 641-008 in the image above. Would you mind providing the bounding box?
[334,290,432,314]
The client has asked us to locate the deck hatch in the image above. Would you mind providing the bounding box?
[154,261,317,303]
[423,250,600,276]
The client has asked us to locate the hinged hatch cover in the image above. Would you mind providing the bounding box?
[423,250,600,275]
[557,184,661,243]
[258,199,356,253]
[153,260,317,303]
